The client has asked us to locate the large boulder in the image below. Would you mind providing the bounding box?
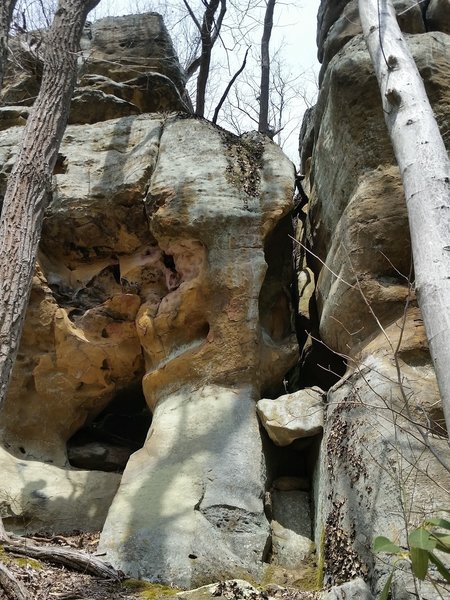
[0,113,297,585]
[257,387,324,446]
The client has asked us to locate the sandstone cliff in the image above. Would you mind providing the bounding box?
[0,12,299,589]
[299,1,450,598]
[0,4,449,599]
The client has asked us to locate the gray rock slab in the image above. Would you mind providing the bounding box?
[271,490,313,568]
[98,385,270,588]
[0,447,120,534]
[257,387,324,446]
[319,578,374,599]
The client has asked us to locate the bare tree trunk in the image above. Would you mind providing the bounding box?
[0,0,101,408]
[183,0,226,117]
[359,0,450,439]
[0,0,17,94]
[258,0,275,135]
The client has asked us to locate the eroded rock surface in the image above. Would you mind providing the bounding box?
[98,118,297,586]
[0,111,296,585]
[299,4,450,598]
[1,13,188,123]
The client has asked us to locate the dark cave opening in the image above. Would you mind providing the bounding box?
[67,384,152,473]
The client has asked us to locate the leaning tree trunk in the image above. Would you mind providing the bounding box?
[258,0,275,135]
[359,0,450,440]
[0,0,101,408]
[0,0,16,94]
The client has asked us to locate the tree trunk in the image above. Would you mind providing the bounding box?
[0,0,100,408]
[0,0,17,95]
[195,0,226,117]
[358,0,450,439]
[258,0,275,135]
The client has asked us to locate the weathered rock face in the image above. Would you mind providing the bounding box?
[1,13,187,124]
[97,118,297,586]
[300,3,450,598]
[0,26,297,584]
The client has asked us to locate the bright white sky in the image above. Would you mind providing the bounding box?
[90,0,320,164]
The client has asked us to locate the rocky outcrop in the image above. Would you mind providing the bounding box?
[0,111,297,587]
[1,13,188,122]
[0,9,301,588]
[316,0,426,81]
[300,3,450,598]
[2,3,449,597]
[97,118,297,587]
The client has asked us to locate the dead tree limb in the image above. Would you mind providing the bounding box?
[2,541,121,580]
[212,47,249,124]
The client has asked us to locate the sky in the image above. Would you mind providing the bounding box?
[89,0,321,164]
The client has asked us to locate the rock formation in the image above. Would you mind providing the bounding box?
[0,12,299,589]
[0,3,449,599]
[299,2,450,598]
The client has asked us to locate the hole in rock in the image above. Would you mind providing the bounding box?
[162,252,176,272]
[53,153,67,175]
[67,384,151,472]
[110,263,121,285]
[268,442,310,482]
[288,340,346,393]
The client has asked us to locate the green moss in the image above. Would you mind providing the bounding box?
[260,560,321,593]
[260,563,277,587]
[294,564,320,592]
[14,556,43,569]
[122,579,180,600]
[316,528,326,589]
[0,545,43,570]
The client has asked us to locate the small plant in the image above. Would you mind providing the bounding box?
[373,512,450,599]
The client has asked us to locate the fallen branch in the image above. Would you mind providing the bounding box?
[3,539,121,580]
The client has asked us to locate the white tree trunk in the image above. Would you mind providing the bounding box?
[358,0,450,439]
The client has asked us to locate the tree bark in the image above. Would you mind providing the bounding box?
[196,0,226,117]
[258,0,275,135]
[0,0,100,408]
[358,0,450,439]
[0,0,17,95]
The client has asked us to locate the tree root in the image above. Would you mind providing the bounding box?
[0,562,29,600]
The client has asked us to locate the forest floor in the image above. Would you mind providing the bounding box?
[0,531,144,600]
[0,531,318,600]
